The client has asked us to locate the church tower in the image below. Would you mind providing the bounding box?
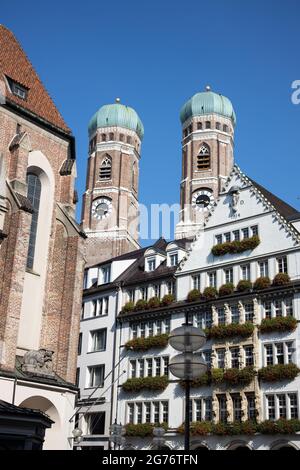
[175,86,236,240]
[82,99,143,266]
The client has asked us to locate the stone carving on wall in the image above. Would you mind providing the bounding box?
[21,349,55,377]
[229,186,240,217]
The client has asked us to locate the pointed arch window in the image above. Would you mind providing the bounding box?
[26,173,41,269]
[99,156,112,180]
[197,144,211,170]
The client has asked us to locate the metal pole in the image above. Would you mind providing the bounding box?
[185,379,190,451]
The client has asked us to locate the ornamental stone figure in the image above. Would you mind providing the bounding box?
[211,349,218,369]
[239,345,245,368]
[212,395,218,423]
[241,393,248,422]
[238,301,245,324]
[224,303,231,325]
[21,349,54,377]
[212,305,218,327]
[229,186,240,216]
[253,298,259,325]
[226,394,233,423]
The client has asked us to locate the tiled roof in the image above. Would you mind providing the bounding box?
[0,25,70,133]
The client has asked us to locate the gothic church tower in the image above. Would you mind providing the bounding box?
[82,99,143,266]
[175,86,236,240]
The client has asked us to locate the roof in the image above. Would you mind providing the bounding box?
[0,400,53,424]
[0,25,70,133]
[249,178,300,221]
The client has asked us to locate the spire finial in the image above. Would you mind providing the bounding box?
[205,85,211,92]
[115,97,121,103]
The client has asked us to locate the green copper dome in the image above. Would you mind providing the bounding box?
[88,100,144,140]
[180,88,236,126]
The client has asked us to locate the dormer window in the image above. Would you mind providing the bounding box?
[169,252,178,267]
[7,77,28,100]
[147,258,156,272]
[99,264,111,284]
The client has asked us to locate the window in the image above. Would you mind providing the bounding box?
[259,260,269,277]
[91,329,107,352]
[98,297,109,316]
[244,346,254,366]
[205,398,212,421]
[75,368,80,387]
[224,267,233,284]
[164,318,171,334]
[101,133,106,141]
[266,393,299,420]
[140,286,148,301]
[246,394,256,421]
[119,133,124,142]
[128,403,134,424]
[109,133,114,141]
[278,395,287,419]
[7,77,28,100]
[224,232,231,242]
[153,284,161,299]
[91,300,97,317]
[130,360,137,378]
[223,124,228,133]
[194,311,212,329]
[167,280,176,296]
[99,156,112,180]
[263,301,272,319]
[156,320,162,335]
[241,264,250,281]
[218,395,227,423]
[215,234,223,245]
[139,359,144,378]
[216,122,221,130]
[87,412,105,435]
[285,298,293,316]
[127,135,132,144]
[197,144,211,170]
[251,225,259,236]
[145,403,151,423]
[208,271,216,288]
[148,321,154,337]
[287,342,294,364]
[146,358,153,377]
[289,394,298,419]
[163,357,169,376]
[265,344,273,366]
[192,274,201,290]
[136,403,142,424]
[188,124,193,134]
[26,173,42,269]
[231,305,239,324]
[197,122,203,130]
[205,121,211,129]
[153,402,160,423]
[232,395,242,422]
[267,395,276,420]
[128,289,135,303]
[102,265,111,284]
[155,358,161,377]
[203,350,212,369]
[241,227,249,239]
[78,333,82,355]
[217,307,226,326]
[88,365,105,388]
[169,253,178,266]
[230,348,239,369]
[274,299,283,317]
[140,322,146,338]
[277,256,288,274]
[275,343,284,364]
[132,323,138,339]
[217,349,225,369]
[148,259,156,271]
[232,230,240,241]
[244,303,254,323]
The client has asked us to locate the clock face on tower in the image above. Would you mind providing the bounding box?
[192,189,214,212]
[92,197,112,220]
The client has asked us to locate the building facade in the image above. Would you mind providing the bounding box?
[0,25,85,449]
[77,88,300,450]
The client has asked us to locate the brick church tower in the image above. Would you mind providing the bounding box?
[82,99,143,266]
[175,86,236,239]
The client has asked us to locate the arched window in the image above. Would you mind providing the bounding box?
[132,161,136,189]
[197,144,211,170]
[26,173,41,269]
[99,156,112,180]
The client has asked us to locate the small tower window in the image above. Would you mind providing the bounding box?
[109,133,114,141]
[188,124,193,134]
[101,134,106,142]
[197,122,202,130]
[99,156,112,180]
[26,173,42,269]
[119,133,124,142]
[205,121,211,129]
[216,122,221,130]
[223,124,229,133]
[197,144,211,170]
[127,135,132,144]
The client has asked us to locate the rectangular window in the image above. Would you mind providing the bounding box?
[92,300,97,317]
[154,284,161,299]
[163,356,169,376]
[265,344,273,366]
[140,322,146,338]
[274,299,283,317]
[164,318,171,334]
[208,271,217,288]
[169,253,178,266]
[153,402,160,424]
[91,329,107,352]
[215,234,223,245]
[195,399,202,422]
[78,333,82,355]
[75,368,80,387]
[205,121,211,129]
[247,394,256,421]
[230,348,239,369]
[275,343,284,364]
[192,274,201,291]
[128,289,135,303]
[203,350,212,369]
[277,256,288,274]
[128,403,134,424]
[244,345,254,367]
[218,395,227,423]
[167,280,176,296]
[146,358,153,377]
[263,301,272,319]
[245,303,254,323]
[156,320,162,335]
[251,225,259,236]
[287,342,294,364]
[87,412,105,435]
[224,267,233,284]
[217,307,226,326]
[285,298,294,316]
[197,122,202,130]
[81,302,85,320]
[140,286,148,301]
[139,359,144,378]
[259,260,269,277]
[204,398,212,421]
[232,395,242,422]
[88,365,105,388]
[232,230,240,241]
[267,395,276,420]
[162,402,169,424]
[130,360,137,378]
[144,403,151,423]
[148,321,154,337]
[155,357,161,377]
[241,264,251,281]
[231,305,239,324]
[224,232,231,243]
[241,227,249,239]
[101,265,111,284]
[132,323,138,339]
[278,395,287,419]
[217,349,225,369]
[289,394,298,419]
[98,297,109,316]
[136,403,142,424]
[148,259,156,271]
[101,134,106,142]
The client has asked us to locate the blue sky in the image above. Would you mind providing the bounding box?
[2,0,300,245]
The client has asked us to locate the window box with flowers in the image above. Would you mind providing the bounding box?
[125,334,169,352]
[122,375,169,392]
[187,289,202,302]
[219,283,235,297]
[203,287,218,300]
[236,280,253,292]
[160,294,175,306]
[211,235,260,257]
[182,367,256,388]
[259,316,297,334]
[272,273,291,286]
[205,322,255,340]
[253,277,271,290]
[258,363,300,383]
[125,422,168,437]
